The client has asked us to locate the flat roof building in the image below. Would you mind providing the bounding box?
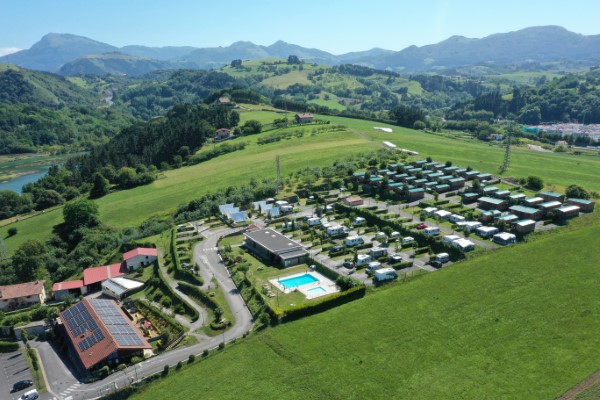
[479,196,508,211]
[509,205,543,221]
[244,228,308,267]
[567,198,595,213]
[556,205,580,220]
[102,277,145,300]
[513,219,536,234]
[539,191,565,203]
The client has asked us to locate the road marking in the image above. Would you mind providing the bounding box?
[203,247,219,252]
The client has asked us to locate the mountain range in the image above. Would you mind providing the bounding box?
[1,26,599,76]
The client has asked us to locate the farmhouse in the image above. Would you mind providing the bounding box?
[215,128,232,141]
[53,280,86,301]
[244,228,308,267]
[509,205,543,221]
[0,281,46,311]
[567,198,595,213]
[60,299,151,373]
[123,248,158,272]
[83,263,125,292]
[295,113,313,124]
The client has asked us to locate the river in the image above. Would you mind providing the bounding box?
[0,167,50,193]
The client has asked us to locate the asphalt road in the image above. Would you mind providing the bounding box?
[0,348,37,400]
[32,223,254,400]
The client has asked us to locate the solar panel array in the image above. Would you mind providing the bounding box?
[89,299,146,347]
[230,211,247,223]
[62,301,106,352]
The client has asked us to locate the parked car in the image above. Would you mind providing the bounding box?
[19,389,39,400]
[342,261,354,269]
[431,259,443,268]
[12,380,33,393]
[416,223,428,230]
[329,245,344,255]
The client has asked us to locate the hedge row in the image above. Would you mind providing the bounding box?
[335,203,463,261]
[153,264,199,322]
[231,274,280,322]
[391,261,414,270]
[281,286,367,323]
[134,299,185,336]
[0,341,19,353]
[171,228,204,286]
[176,282,219,312]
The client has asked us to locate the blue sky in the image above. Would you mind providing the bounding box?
[1,0,599,56]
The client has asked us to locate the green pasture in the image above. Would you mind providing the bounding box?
[261,70,311,89]
[2,111,599,256]
[130,212,600,400]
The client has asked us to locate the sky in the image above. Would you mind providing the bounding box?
[1,0,600,56]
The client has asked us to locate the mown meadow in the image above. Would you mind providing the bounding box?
[2,111,599,255]
[128,211,600,400]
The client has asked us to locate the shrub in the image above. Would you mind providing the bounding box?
[218,342,225,350]
[176,361,183,370]
[7,227,17,236]
[189,354,196,363]
[163,364,170,376]
[99,365,110,378]
[0,341,19,353]
[202,349,209,357]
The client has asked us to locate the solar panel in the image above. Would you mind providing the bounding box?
[230,211,247,223]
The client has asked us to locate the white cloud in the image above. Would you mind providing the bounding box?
[0,47,21,57]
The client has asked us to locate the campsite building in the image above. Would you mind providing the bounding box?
[244,228,308,267]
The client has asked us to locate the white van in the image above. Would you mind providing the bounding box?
[434,253,450,263]
[423,227,441,236]
[307,217,321,226]
[366,261,383,274]
[20,389,39,400]
[345,236,365,247]
[390,231,401,239]
[374,267,398,282]
[401,236,415,244]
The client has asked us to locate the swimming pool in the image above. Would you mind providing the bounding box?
[307,286,327,295]
[278,273,318,289]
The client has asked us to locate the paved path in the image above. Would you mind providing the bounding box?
[35,224,254,400]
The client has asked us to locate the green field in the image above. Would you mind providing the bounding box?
[2,111,599,255]
[128,212,600,399]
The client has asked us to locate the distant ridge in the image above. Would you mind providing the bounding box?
[1,26,599,75]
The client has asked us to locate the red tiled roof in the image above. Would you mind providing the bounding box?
[346,196,363,202]
[83,263,124,286]
[296,113,313,118]
[218,97,231,103]
[53,280,84,292]
[0,281,45,300]
[122,247,158,261]
[216,128,231,133]
[61,299,151,370]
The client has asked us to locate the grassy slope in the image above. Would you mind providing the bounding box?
[2,112,599,254]
[131,212,600,400]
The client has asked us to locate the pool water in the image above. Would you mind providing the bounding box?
[307,286,327,295]
[278,273,318,289]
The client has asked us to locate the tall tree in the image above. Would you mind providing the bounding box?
[63,199,100,231]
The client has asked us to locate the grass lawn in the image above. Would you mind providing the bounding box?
[131,211,600,400]
[261,70,311,89]
[2,111,600,255]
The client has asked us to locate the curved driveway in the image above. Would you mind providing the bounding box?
[41,225,253,400]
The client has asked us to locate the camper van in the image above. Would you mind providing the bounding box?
[374,267,398,283]
[434,253,450,263]
[370,247,388,259]
[353,216,366,226]
[345,236,365,247]
[307,217,321,227]
[423,227,441,236]
[390,231,401,240]
[355,254,371,266]
[366,261,383,274]
[327,225,345,236]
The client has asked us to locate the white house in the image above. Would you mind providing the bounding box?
[450,214,466,223]
[123,248,158,272]
[0,281,46,311]
[476,226,499,238]
[434,210,452,220]
[422,207,438,216]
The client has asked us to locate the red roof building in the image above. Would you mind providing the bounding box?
[123,248,158,272]
[344,196,364,207]
[0,281,47,311]
[52,280,85,301]
[60,298,151,371]
[83,264,125,287]
[295,113,314,123]
[122,248,158,261]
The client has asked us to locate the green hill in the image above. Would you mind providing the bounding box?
[0,64,134,153]
[129,212,600,399]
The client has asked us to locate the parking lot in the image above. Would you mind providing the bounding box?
[0,348,37,400]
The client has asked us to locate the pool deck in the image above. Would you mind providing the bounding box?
[269,271,340,299]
